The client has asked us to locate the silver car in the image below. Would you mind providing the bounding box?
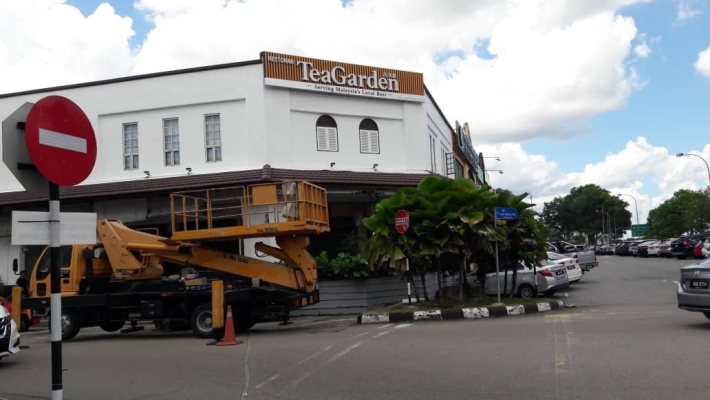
[677,258,710,320]
[484,261,570,299]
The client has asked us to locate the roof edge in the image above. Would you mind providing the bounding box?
[0,58,263,99]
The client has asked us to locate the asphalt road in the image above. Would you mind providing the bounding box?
[2,255,710,400]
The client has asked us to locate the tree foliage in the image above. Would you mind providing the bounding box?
[647,188,710,237]
[541,184,632,242]
[362,176,548,300]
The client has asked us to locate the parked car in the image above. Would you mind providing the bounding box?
[670,234,710,260]
[677,258,710,320]
[692,240,709,259]
[637,239,660,257]
[546,252,582,283]
[484,261,569,299]
[0,297,41,332]
[658,239,674,258]
[0,304,22,362]
[547,241,599,271]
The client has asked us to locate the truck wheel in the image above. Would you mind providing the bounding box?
[190,303,214,339]
[49,310,81,341]
[20,315,31,332]
[99,320,126,332]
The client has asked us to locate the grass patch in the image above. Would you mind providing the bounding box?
[368,296,555,313]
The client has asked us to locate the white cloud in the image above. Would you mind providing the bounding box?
[0,0,648,143]
[477,139,710,224]
[0,0,135,93]
[634,42,651,58]
[695,46,710,77]
[677,2,702,21]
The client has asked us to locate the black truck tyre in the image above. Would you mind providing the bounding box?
[49,309,81,341]
[190,303,214,339]
[99,320,126,332]
[20,315,31,332]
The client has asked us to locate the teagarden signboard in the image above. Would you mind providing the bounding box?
[261,51,425,102]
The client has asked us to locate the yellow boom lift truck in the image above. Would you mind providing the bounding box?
[13,180,329,340]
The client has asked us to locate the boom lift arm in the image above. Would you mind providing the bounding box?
[95,181,329,294]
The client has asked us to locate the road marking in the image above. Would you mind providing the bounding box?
[240,335,252,400]
[372,330,391,339]
[377,324,392,330]
[350,331,370,339]
[546,310,672,319]
[296,345,333,365]
[254,374,280,390]
[326,341,364,363]
[291,341,366,388]
[39,128,87,153]
[394,323,412,329]
[300,318,354,327]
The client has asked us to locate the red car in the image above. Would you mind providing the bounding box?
[0,296,41,332]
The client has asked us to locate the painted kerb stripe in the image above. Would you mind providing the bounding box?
[39,128,87,153]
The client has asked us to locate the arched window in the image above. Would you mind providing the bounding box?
[359,118,380,154]
[316,115,338,152]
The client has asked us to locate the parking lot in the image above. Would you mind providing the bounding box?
[2,254,710,400]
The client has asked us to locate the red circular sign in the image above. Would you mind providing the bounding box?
[25,95,97,186]
[395,209,410,234]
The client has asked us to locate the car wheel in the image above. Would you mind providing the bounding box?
[517,284,536,300]
[704,312,710,321]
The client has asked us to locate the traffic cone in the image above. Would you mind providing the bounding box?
[217,305,243,346]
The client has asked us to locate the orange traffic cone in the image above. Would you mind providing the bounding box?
[217,305,243,346]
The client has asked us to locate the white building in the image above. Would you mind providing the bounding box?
[0,51,484,284]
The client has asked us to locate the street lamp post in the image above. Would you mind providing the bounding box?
[676,152,710,183]
[617,193,640,227]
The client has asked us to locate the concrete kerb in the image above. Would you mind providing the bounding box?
[356,300,565,325]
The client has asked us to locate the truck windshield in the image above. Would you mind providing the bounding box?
[35,246,74,281]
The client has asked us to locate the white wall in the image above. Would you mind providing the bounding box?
[0,62,454,194]
[0,63,265,191]
[0,237,21,285]
[264,88,431,173]
[424,97,454,177]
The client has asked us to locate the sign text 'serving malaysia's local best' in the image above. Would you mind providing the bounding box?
[261,51,425,102]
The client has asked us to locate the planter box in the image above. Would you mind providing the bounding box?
[291,273,456,316]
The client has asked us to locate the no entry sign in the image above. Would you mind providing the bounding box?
[25,95,97,186]
[395,209,410,234]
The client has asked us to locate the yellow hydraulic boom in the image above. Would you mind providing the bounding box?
[95,180,329,293]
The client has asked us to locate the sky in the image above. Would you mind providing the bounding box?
[0,0,709,227]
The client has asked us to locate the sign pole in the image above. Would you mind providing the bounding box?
[406,257,412,304]
[49,182,63,400]
[494,216,501,304]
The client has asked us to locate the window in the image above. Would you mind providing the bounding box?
[429,136,436,172]
[359,118,380,154]
[441,149,446,175]
[122,123,138,170]
[204,114,222,162]
[163,118,180,166]
[454,160,464,178]
[316,115,338,152]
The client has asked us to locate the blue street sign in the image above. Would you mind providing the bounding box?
[494,207,519,220]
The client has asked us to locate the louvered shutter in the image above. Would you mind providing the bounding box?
[317,126,328,151]
[359,129,379,154]
[326,127,338,151]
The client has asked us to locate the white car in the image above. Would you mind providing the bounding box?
[546,251,583,283]
[0,305,21,362]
